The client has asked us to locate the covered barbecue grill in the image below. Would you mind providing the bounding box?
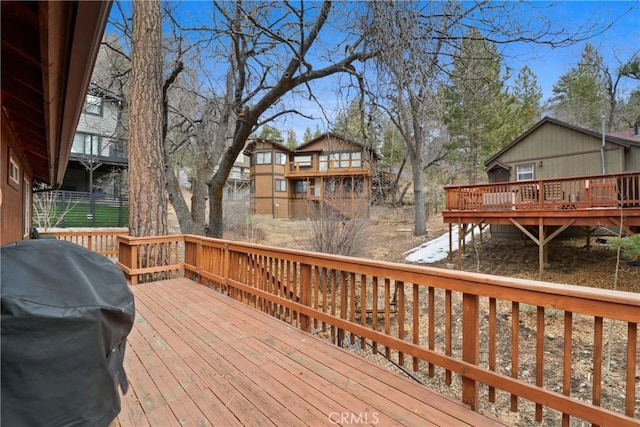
[1,239,134,426]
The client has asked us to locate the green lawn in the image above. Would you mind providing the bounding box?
[34,202,128,228]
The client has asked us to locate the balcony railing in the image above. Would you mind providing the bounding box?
[445,171,640,212]
[113,233,639,426]
[69,139,128,163]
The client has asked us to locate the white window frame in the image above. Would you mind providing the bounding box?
[516,164,534,181]
[84,94,103,116]
[72,133,101,156]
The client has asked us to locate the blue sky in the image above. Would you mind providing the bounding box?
[504,1,639,101]
[106,1,639,139]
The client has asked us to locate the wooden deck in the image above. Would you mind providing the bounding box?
[112,278,507,427]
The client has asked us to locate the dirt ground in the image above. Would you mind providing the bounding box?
[231,205,639,294]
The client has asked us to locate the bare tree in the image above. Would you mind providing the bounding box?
[195,1,374,237]
[128,0,168,237]
[366,1,611,236]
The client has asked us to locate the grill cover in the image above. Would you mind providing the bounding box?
[1,240,135,426]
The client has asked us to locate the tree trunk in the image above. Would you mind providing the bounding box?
[166,169,193,234]
[128,0,168,238]
[411,157,427,236]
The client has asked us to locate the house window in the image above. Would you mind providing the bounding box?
[329,152,362,168]
[351,151,362,167]
[8,153,19,185]
[516,164,534,181]
[294,155,312,167]
[72,133,101,156]
[275,179,287,192]
[294,180,307,193]
[275,152,287,165]
[84,94,103,116]
[256,152,272,165]
[319,155,328,171]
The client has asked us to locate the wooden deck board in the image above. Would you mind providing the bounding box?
[166,281,476,427]
[114,278,508,426]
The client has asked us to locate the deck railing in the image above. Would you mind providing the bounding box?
[117,233,639,427]
[445,171,640,212]
[40,229,127,261]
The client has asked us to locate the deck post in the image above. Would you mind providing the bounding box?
[462,292,479,410]
[223,243,231,297]
[538,220,545,280]
[448,223,453,262]
[300,264,312,333]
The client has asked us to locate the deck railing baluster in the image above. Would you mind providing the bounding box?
[511,301,520,412]
[625,322,637,418]
[535,306,545,422]
[563,311,573,427]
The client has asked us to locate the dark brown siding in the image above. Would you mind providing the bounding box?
[1,113,31,244]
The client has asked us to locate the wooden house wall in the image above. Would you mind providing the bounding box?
[495,123,626,180]
[250,141,289,217]
[297,136,369,158]
[1,114,32,244]
[626,146,640,171]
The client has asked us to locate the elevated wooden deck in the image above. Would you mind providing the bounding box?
[442,172,640,277]
[113,278,506,427]
[443,172,640,231]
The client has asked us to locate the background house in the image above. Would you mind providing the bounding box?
[483,116,640,238]
[485,116,640,183]
[31,83,129,228]
[1,1,111,244]
[245,133,378,219]
[223,151,251,200]
[63,83,127,197]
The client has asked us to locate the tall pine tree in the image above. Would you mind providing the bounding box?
[443,29,514,184]
[547,44,608,130]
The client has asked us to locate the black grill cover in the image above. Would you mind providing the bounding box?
[1,240,135,426]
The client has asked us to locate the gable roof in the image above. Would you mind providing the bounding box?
[243,138,292,155]
[296,132,379,159]
[484,116,640,167]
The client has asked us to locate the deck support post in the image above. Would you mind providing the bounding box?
[448,223,453,262]
[457,222,463,268]
[584,226,592,249]
[462,292,479,410]
[539,220,545,280]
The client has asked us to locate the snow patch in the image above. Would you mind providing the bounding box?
[404,226,480,264]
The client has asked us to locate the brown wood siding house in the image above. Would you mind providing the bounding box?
[1,1,112,245]
[484,116,640,237]
[245,133,377,219]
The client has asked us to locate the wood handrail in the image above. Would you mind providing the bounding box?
[444,171,640,212]
[115,233,639,426]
